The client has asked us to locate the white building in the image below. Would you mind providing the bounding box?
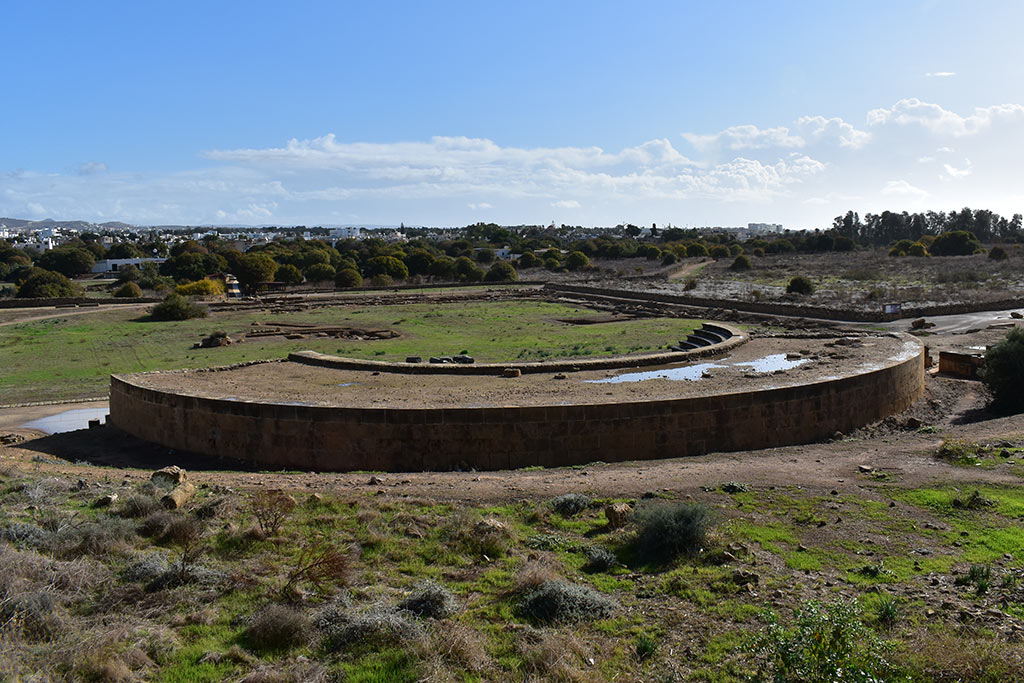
[92,257,167,274]
[329,226,361,240]
[748,222,783,234]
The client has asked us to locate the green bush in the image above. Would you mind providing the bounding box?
[931,230,983,256]
[150,293,208,321]
[661,251,678,266]
[304,262,336,282]
[113,282,143,298]
[174,279,223,296]
[565,251,590,270]
[550,493,591,517]
[749,600,899,682]
[276,263,303,285]
[517,251,541,268]
[709,245,730,259]
[989,245,1008,261]
[981,327,1024,413]
[244,605,314,652]
[335,267,363,288]
[686,243,710,258]
[632,502,713,562]
[397,580,459,619]
[518,580,618,624]
[484,261,517,282]
[786,275,814,295]
[729,255,752,271]
[15,268,80,298]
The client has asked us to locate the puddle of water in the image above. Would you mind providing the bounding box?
[734,354,810,374]
[21,407,108,434]
[588,362,725,384]
[586,354,812,384]
[336,383,358,387]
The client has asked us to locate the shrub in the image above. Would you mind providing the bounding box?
[116,494,162,519]
[729,254,752,271]
[364,255,408,281]
[15,268,80,298]
[113,282,143,298]
[543,257,561,271]
[304,263,336,282]
[397,580,460,619]
[174,279,224,297]
[582,546,619,573]
[138,510,177,538]
[632,502,714,563]
[981,327,1024,413]
[874,594,900,629]
[518,580,618,624]
[281,540,350,597]
[661,251,678,265]
[786,275,814,295]
[484,261,518,282]
[276,263,303,285]
[1,523,51,550]
[369,273,394,287]
[686,243,709,258]
[709,245,730,259]
[0,590,62,639]
[517,251,541,269]
[249,490,296,536]
[565,251,590,270]
[908,242,929,257]
[748,600,898,683]
[550,493,591,517]
[59,517,136,558]
[244,605,314,652]
[122,553,171,584]
[989,245,1009,260]
[150,293,207,321]
[334,267,362,288]
[931,230,983,256]
[321,605,425,652]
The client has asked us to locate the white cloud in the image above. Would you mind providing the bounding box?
[468,202,492,210]
[942,159,973,178]
[881,180,928,199]
[77,162,107,175]
[682,125,804,152]
[795,116,872,149]
[867,98,1024,136]
[551,200,580,208]
[925,71,956,78]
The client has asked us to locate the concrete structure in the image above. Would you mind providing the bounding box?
[92,257,167,274]
[109,331,924,472]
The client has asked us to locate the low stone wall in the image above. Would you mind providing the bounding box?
[547,283,1024,323]
[288,323,746,375]
[109,336,924,472]
[0,297,160,309]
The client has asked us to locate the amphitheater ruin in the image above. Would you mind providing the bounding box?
[109,291,925,471]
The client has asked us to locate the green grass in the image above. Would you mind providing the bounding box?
[0,299,700,403]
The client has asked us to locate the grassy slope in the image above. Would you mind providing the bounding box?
[1,460,1023,681]
[0,300,699,404]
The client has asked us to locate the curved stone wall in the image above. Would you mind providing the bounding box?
[108,336,925,472]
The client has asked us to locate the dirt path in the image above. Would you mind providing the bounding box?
[0,302,151,327]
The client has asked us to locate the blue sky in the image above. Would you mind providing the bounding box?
[3,1,1023,228]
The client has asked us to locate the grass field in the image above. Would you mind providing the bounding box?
[2,458,1023,680]
[0,300,699,404]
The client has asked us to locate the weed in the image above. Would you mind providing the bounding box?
[517,579,618,624]
[583,546,619,573]
[321,604,425,652]
[874,594,900,629]
[747,600,898,682]
[244,604,314,652]
[116,494,162,519]
[956,564,993,595]
[397,580,459,619]
[60,516,135,558]
[550,493,592,517]
[280,540,350,598]
[0,590,63,640]
[634,632,658,660]
[632,502,715,563]
[249,490,296,537]
[953,490,994,510]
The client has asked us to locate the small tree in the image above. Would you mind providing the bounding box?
[150,293,208,321]
[276,263,303,285]
[729,255,752,271]
[304,263,336,282]
[565,251,590,270]
[16,268,80,298]
[484,261,517,282]
[786,276,814,295]
[931,230,983,256]
[249,489,296,537]
[113,282,143,298]
[335,267,363,288]
[981,327,1024,413]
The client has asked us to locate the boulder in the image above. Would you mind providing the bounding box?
[503,368,522,378]
[604,503,632,530]
[162,482,197,510]
[152,466,188,488]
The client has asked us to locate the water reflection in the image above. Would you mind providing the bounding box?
[586,354,809,384]
[21,407,108,434]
